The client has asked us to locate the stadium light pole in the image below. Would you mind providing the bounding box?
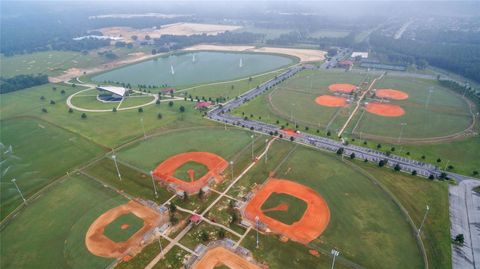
[150,170,158,199]
[255,215,260,248]
[230,161,234,180]
[112,155,122,181]
[140,118,146,139]
[265,139,269,164]
[331,249,340,269]
[11,178,27,205]
[251,134,255,161]
[158,237,163,256]
[397,122,407,144]
[418,205,430,236]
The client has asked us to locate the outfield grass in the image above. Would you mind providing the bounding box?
[83,158,172,204]
[261,192,307,225]
[347,160,451,269]
[173,161,209,182]
[0,175,127,269]
[236,141,423,269]
[117,127,255,172]
[0,118,104,219]
[118,95,156,108]
[104,213,144,242]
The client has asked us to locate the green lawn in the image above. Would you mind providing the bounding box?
[83,157,172,204]
[152,246,188,269]
[0,118,104,219]
[474,186,480,193]
[173,161,209,182]
[118,95,156,109]
[104,213,144,242]
[347,160,451,269]
[261,192,307,225]
[179,222,235,250]
[0,175,127,269]
[116,238,169,269]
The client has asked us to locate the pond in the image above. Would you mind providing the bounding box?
[92,51,294,87]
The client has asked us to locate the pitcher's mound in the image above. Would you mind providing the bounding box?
[328,83,357,93]
[315,95,347,107]
[366,103,405,117]
[120,224,129,230]
[375,89,409,100]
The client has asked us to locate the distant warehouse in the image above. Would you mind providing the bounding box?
[96,86,127,102]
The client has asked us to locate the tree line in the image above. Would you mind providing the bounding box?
[0,74,49,94]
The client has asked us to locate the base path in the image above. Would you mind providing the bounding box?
[85,200,164,258]
[315,95,348,107]
[375,89,409,100]
[244,178,330,244]
[153,152,228,195]
[365,102,405,117]
[449,180,480,269]
[191,246,261,269]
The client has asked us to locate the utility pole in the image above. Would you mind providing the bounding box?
[397,123,407,144]
[418,205,430,236]
[255,215,260,248]
[11,178,27,205]
[230,161,234,180]
[112,155,122,181]
[150,171,158,199]
[331,249,340,269]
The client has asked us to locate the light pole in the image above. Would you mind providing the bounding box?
[112,155,122,181]
[418,205,430,236]
[331,249,340,269]
[140,118,146,139]
[158,237,163,256]
[264,139,269,164]
[425,87,434,109]
[397,122,407,144]
[251,134,255,161]
[230,161,234,180]
[255,215,260,248]
[150,171,158,199]
[11,178,27,205]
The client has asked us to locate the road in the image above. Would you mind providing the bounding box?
[206,65,477,183]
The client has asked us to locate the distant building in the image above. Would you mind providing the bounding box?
[189,214,202,225]
[96,86,127,102]
[351,52,369,59]
[336,60,354,69]
[161,88,176,94]
[195,101,213,109]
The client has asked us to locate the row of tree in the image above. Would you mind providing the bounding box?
[0,74,49,94]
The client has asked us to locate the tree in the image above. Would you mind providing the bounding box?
[326,131,331,136]
[50,100,56,105]
[390,147,395,152]
[439,172,448,180]
[198,188,204,199]
[436,158,442,163]
[200,230,209,242]
[138,107,143,113]
[376,144,382,149]
[290,136,295,142]
[68,108,73,113]
[336,147,344,155]
[169,203,177,213]
[412,170,418,176]
[40,96,45,100]
[156,99,160,105]
[378,160,386,167]
[112,107,117,112]
[230,212,238,225]
[350,153,355,159]
[218,229,225,239]
[276,120,280,124]
[473,170,479,176]
[52,86,57,91]
[447,165,454,170]
[421,155,426,160]
[179,106,185,113]
[428,174,435,180]
[60,89,65,95]
[454,234,464,245]
[81,113,87,119]
[168,101,174,107]
[41,108,48,113]
[182,191,188,200]
[157,113,163,119]
[170,214,178,225]
[394,164,401,171]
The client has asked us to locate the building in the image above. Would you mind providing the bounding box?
[336,60,354,69]
[96,86,127,102]
[195,101,213,109]
[351,52,369,59]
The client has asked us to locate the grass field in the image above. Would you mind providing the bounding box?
[173,161,209,182]
[103,213,144,242]
[231,139,423,269]
[260,192,307,225]
[0,175,127,269]
[0,118,104,219]
[115,238,170,269]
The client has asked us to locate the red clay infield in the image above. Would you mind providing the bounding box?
[244,179,330,244]
[85,200,162,258]
[192,246,261,269]
[328,83,357,93]
[315,95,347,107]
[375,89,409,100]
[153,152,228,194]
[366,102,405,117]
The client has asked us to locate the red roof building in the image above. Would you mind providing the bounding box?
[195,101,212,109]
[189,214,202,224]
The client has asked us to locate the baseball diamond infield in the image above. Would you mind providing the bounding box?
[328,83,357,93]
[365,102,406,117]
[315,95,348,107]
[375,89,409,100]
[244,179,330,244]
[191,246,261,269]
[85,200,163,258]
[153,152,229,194]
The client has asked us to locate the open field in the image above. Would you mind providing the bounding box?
[98,23,242,42]
[0,118,104,219]
[0,175,127,269]
[184,45,326,62]
[103,212,144,242]
[115,238,170,269]
[260,192,307,225]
